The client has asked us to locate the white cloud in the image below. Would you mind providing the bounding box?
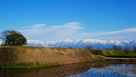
[100,27,136,35]
[86,27,136,41]
[20,22,85,41]
[20,24,47,34]
[20,22,136,42]
[28,24,46,28]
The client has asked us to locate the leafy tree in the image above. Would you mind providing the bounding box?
[1,30,27,46]
[0,30,20,41]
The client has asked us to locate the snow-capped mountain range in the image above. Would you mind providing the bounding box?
[26,39,136,49]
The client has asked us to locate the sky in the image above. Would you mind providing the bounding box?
[0,0,136,42]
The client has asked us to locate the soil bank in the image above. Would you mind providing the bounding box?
[0,46,136,68]
[0,46,96,68]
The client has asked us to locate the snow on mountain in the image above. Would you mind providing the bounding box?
[26,39,136,49]
[45,39,127,49]
[1,39,135,49]
[26,40,47,47]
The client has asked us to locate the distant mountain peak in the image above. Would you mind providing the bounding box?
[25,39,136,49]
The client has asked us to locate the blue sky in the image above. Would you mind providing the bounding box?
[0,0,136,42]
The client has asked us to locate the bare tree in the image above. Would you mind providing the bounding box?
[68,46,73,48]
[112,45,122,50]
[86,45,93,49]
[132,45,136,52]
[123,46,130,54]
[96,47,100,49]
[106,48,112,50]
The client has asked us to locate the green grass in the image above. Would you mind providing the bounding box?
[112,50,125,56]
[50,47,55,50]
[91,49,136,56]
[90,50,104,55]
[127,50,136,56]
[112,50,136,56]
[0,62,60,68]
[104,50,136,56]
[106,51,112,56]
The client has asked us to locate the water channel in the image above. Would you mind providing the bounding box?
[0,61,135,77]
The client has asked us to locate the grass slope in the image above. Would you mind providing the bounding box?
[0,46,96,68]
[0,46,136,68]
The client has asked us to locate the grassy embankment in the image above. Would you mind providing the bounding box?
[90,49,136,62]
[0,46,136,68]
[0,46,96,68]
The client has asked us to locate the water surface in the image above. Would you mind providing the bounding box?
[0,61,135,77]
[67,63,136,77]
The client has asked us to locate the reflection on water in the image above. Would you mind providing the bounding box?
[0,62,92,77]
[67,64,136,77]
[0,61,135,77]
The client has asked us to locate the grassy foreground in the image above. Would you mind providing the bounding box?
[90,49,136,56]
[0,46,95,68]
[90,49,136,62]
[0,46,136,68]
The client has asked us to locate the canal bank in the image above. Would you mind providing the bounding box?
[0,46,136,68]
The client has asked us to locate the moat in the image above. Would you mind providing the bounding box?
[0,61,135,77]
